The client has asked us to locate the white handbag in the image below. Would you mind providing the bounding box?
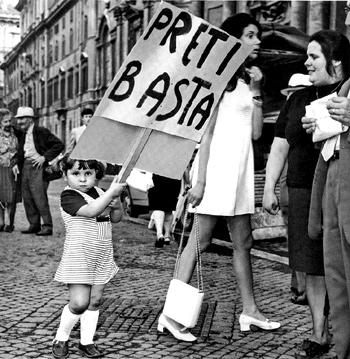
[163,210,204,328]
[125,169,154,192]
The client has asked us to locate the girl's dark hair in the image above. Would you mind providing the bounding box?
[309,30,350,81]
[220,13,262,40]
[220,13,262,91]
[60,154,105,180]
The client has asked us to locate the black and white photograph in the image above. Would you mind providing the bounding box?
[1,1,349,358]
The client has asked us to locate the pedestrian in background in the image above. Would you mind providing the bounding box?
[15,106,64,236]
[65,108,93,154]
[52,156,126,359]
[0,109,19,232]
[147,174,181,247]
[302,26,350,359]
[264,30,349,358]
[278,73,312,306]
[158,13,280,342]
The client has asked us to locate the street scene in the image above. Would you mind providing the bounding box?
[0,178,337,359]
[1,1,350,359]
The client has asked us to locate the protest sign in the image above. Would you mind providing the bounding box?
[72,2,252,179]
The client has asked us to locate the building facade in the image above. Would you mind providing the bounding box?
[1,0,348,148]
[0,0,19,107]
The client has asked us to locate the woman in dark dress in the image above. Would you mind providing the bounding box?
[263,30,347,358]
[147,174,181,248]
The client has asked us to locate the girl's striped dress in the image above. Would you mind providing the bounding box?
[54,186,119,285]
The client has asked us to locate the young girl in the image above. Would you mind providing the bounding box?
[52,156,126,359]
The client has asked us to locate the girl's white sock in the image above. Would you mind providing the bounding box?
[80,309,99,345]
[55,304,81,341]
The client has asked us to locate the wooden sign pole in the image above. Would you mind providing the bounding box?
[112,127,153,183]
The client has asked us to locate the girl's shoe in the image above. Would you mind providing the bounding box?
[78,343,104,358]
[157,313,197,342]
[239,313,281,332]
[52,339,69,358]
[155,236,164,248]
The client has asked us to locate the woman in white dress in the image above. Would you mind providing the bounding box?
[158,13,280,342]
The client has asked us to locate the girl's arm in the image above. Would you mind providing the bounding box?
[109,198,123,223]
[263,137,289,215]
[247,66,264,140]
[251,98,263,140]
[76,182,125,218]
[187,103,219,207]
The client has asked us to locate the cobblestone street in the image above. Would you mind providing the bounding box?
[0,178,336,359]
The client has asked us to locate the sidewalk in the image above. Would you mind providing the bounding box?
[0,179,336,358]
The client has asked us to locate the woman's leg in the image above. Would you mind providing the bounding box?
[151,210,165,238]
[159,214,217,341]
[227,215,264,318]
[80,284,105,346]
[163,211,174,243]
[176,214,217,283]
[306,274,330,344]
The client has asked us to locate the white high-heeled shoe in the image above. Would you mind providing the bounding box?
[157,313,197,342]
[239,313,281,332]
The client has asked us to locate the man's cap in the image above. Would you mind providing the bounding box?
[281,73,312,96]
[15,106,35,118]
[81,108,94,116]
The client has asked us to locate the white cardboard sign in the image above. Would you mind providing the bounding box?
[94,2,251,142]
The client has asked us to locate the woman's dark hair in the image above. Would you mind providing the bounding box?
[220,13,262,91]
[59,154,105,180]
[220,13,262,40]
[309,30,350,81]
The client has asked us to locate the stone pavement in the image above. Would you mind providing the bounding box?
[0,178,337,359]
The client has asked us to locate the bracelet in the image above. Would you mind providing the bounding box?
[252,98,263,107]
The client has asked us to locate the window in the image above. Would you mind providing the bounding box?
[111,39,116,78]
[28,87,32,108]
[48,43,53,64]
[81,60,88,93]
[70,9,73,22]
[53,76,59,101]
[75,66,79,95]
[67,68,73,99]
[48,79,53,105]
[83,15,88,40]
[54,23,59,34]
[62,16,65,29]
[41,81,45,107]
[98,24,109,87]
[54,40,59,61]
[69,28,73,51]
[60,76,66,100]
[41,46,45,67]
[62,35,66,57]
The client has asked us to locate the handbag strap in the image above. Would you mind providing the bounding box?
[173,200,203,293]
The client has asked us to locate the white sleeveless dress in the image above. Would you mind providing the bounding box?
[191,79,255,216]
[54,186,119,285]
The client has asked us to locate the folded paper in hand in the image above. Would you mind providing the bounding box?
[306,93,348,142]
